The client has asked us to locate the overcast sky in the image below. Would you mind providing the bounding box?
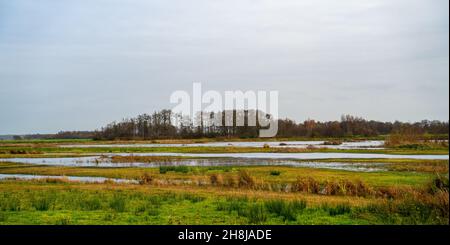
[0,0,448,134]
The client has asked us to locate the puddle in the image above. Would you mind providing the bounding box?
[60,140,385,149]
[0,173,138,184]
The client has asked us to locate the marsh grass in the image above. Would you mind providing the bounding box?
[322,203,352,216]
[238,170,255,188]
[79,196,102,211]
[159,166,190,174]
[269,171,281,176]
[246,203,268,224]
[264,199,307,221]
[32,196,53,211]
[54,215,71,225]
[0,180,448,224]
[109,195,127,212]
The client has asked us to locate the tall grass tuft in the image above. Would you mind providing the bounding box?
[264,199,306,221]
[238,170,255,188]
[210,174,224,186]
[32,197,52,211]
[292,177,320,194]
[326,203,351,216]
[159,165,190,174]
[246,203,267,224]
[109,195,127,212]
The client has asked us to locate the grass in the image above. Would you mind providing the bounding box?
[0,139,447,225]
[0,178,447,224]
[0,161,440,189]
[159,165,190,174]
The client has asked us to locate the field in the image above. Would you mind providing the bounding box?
[0,138,448,225]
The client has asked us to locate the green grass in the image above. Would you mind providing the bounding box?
[0,180,447,225]
[0,139,447,225]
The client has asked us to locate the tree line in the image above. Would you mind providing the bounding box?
[90,110,449,140]
[10,110,447,140]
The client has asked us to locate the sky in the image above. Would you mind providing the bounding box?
[0,0,448,134]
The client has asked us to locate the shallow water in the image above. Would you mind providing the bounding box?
[0,173,138,184]
[60,140,385,149]
[0,157,386,172]
[110,152,449,160]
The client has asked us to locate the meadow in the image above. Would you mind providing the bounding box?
[0,138,448,225]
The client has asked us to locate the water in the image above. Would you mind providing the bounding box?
[60,140,385,149]
[0,157,386,172]
[0,173,138,184]
[109,152,449,160]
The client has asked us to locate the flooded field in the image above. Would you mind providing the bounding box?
[0,156,386,172]
[0,139,448,225]
[59,140,385,149]
[0,173,138,184]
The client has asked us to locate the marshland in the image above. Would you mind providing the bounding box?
[0,121,448,224]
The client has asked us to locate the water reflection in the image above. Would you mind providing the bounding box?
[60,140,385,149]
[0,173,138,184]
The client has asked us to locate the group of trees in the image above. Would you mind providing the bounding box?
[91,109,449,140]
[10,110,446,141]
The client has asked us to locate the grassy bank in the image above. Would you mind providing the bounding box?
[0,179,447,225]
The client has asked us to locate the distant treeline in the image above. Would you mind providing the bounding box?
[9,110,447,140]
[90,109,449,140]
[13,131,95,140]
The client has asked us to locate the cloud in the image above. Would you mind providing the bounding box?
[0,0,448,134]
